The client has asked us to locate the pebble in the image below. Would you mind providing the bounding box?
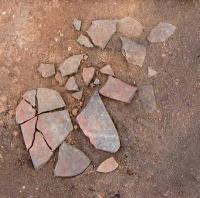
[77,34,94,48]
[87,20,117,49]
[100,64,115,76]
[65,76,79,91]
[72,90,83,100]
[99,76,137,103]
[55,72,66,86]
[82,67,95,86]
[94,78,100,85]
[54,142,90,177]
[73,18,82,31]
[148,67,158,78]
[77,91,120,153]
[22,90,36,107]
[121,37,146,67]
[147,22,176,43]
[97,157,118,173]
[38,63,56,78]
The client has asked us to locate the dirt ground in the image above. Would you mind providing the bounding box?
[0,0,200,197]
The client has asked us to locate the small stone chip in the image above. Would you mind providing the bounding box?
[54,142,90,177]
[94,78,100,85]
[97,157,118,173]
[38,63,55,78]
[65,76,79,91]
[72,91,83,100]
[82,67,95,86]
[73,18,82,31]
[99,76,137,103]
[77,34,94,48]
[100,65,115,76]
[148,67,158,78]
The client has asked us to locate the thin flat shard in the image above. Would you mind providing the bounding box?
[87,20,117,49]
[29,132,53,170]
[54,142,90,177]
[82,67,95,86]
[148,67,157,78]
[16,99,36,124]
[97,157,118,173]
[77,34,94,48]
[139,85,157,113]
[121,37,146,67]
[37,88,65,114]
[99,76,137,103]
[22,90,36,107]
[76,92,120,153]
[20,117,37,150]
[100,65,115,76]
[72,91,83,100]
[37,110,73,151]
[73,19,82,31]
[148,22,176,43]
[38,63,55,78]
[65,76,79,91]
[59,54,85,77]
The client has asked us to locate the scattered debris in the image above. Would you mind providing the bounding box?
[77,34,94,48]
[121,37,146,67]
[148,67,158,78]
[38,63,55,78]
[87,20,117,49]
[147,22,176,43]
[22,90,36,107]
[94,78,100,85]
[65,76,79,91]
[77,91,120,153]
[73,18,82,31]
[54,142,90,177]
[55,72,66,86]
[117,17,144,37]
[97,157,118,173]
[100,64,115,76]
[82,67,95,86]
[72,90,83,100]
[99,76,137,103]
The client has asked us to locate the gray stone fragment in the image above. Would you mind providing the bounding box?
[76,91,120,153]
[82,67,95,86]
[121,37,146,67]
[87,20,117,49]
[38,63,55,78]
[29,132,53,170]
[72,91,83,100]
[37,88,65,114]
[37,110,73,151]
[54,142,90,177]
[148,22,176,43]
[73,19,82,31]
[139,85,157,113]
[59,54,85,77]
[100,65,115,76]
[94,78,100,85]
[77,34,94,48]
[22,90,36,107]
[65,76,79,91]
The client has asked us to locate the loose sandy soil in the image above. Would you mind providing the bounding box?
[0,0,200,197]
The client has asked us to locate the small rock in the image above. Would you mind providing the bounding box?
[72,91,83,100]
[59,54,85,77]
[77,91,120,153]
[74,125,78,130]
[82,67,95,86]
[99,76,137,103]
[72,108,79,116]
[87,20,117,49]
[121,37,146,67]
[77,34,94,48]
[117,17,144,37]
[100,65,115,76]
[147,22,176,43]
[54,142,90,177]
[148,67,157,78]
[65,76,79,91]
[55,72,66,86]
[73,18,82,31]
[94,78,100,85]
[29,132,53,170]
[22,90,36,107]
[139,85,157,113]
[38,63,55,78]
[97,157,118,173]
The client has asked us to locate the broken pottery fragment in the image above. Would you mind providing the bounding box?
[148,22,176,43]
[82,67,95,86]
[77,91,120,153]
[97,157,118,173]
[72,91,83,100]
[139,85,157,113]
[87,20,117,49]
[22,90,36,107]
[99,76,137,103]
[77,34,94,48]
[121,37,146,67]
[148,67,157,78]
[16,99,36,124]
[100,65,115,76]
[37,88,65,114]
[38,63,55,78]
[37,110,73,151]
[29,132,53,170]
[54,142,90,177]
[65,76,79,91]
[59,54,85,77]
[73,18,82,31]
[117,17,144,38]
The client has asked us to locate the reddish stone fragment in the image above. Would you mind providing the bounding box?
[82,67,95,86]
[100,65,114,76]
[97,157,118,173]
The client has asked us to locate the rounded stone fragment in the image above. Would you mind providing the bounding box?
[73,18,82,31]
[97,157,118,173]
[82,67,95,86]
[77,34,94,48]
[38,63,55,78]
[54,142,90,177]
[22,90,36,107]
[65,76,79,91]
[100,65,115,76]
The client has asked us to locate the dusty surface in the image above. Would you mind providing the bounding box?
[0,0,200,197]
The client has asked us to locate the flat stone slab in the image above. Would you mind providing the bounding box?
[73,18,82,31]
[99,76,137,103]
[77,34,94,48]
[87,20,117,49]
[77,91,120,153]
[29,132,53,170]
[38,63,55,78]
[139,85,157,113]
[82,67,95,86]
[54,142,90,177]
[148,22,176,43]
[65,76,79,91]
[59,54,85,77]
[72,90,83,100]
[16,99,36,124]
[37,110,73,151]
[117,17,144,38]
[97,157,118,173]
[22,90,36,107]
[100,65,115,76]
[37,88,66,114]
[121,37,146,67]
